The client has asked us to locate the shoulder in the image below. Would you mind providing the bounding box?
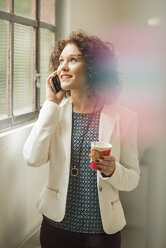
[102,103,139,143]
[102,102,138,121]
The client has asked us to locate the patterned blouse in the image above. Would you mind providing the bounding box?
[44,108,105,233]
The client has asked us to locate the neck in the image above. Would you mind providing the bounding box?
[71,89,103,113]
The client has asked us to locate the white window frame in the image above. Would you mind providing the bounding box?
[0,0,57,131]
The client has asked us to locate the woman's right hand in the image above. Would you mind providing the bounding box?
[46,71,66,105]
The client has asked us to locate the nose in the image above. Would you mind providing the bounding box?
[60,61,69,71]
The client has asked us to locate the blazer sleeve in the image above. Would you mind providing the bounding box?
[101,112,140,191]
[23,100,61,167]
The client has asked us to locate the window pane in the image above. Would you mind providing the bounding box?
[0,0,10,12]
[14,0,35,19]
[40,28,55,105]
[40,0,55,25]
[0,20,8,120]
[14,23,35,115]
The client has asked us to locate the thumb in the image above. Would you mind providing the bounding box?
[56,89,66,98]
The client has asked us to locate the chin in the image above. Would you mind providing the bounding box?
[61,84,72,91]
[61,81,74,90]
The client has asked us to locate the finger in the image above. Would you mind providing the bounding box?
[46,71,57,83]
[102,156,116,162]
[97,163,115,171]
[98,159,115,167]
[46,80,54,93]
[50,71,57,78]
[100,168,114,176]
[46,79,52,88]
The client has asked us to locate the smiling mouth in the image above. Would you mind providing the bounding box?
[61,74,73,80]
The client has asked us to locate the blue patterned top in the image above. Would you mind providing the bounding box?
[44,109,104,233]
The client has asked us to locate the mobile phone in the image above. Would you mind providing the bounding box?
[49,74,61,93]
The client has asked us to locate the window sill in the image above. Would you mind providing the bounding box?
[0,121,35,138]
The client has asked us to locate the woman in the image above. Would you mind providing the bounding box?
[23,31,140,248]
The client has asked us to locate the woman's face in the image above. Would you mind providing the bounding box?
[57,43,87,91]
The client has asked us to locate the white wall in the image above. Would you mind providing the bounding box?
[0,125,48,248]
[56,0,71,39]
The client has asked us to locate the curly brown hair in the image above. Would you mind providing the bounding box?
[49,31,121,103]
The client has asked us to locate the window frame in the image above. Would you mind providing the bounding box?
[0,0,57,131]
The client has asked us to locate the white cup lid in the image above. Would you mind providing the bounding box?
[91,141,112,148]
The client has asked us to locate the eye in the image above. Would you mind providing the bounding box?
[59,58,64,64]
[70,57,77,62]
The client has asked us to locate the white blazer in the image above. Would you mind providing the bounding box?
[23,97,140,234]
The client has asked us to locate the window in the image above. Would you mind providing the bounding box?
[0,0,56,130]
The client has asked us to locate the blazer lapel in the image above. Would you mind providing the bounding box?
[60,98,72,168]
[99,106,116,143]
[98,104,118,185]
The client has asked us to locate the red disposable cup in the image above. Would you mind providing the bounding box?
[90,141,112,170]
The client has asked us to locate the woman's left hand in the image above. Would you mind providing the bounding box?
[96,155,116,177]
